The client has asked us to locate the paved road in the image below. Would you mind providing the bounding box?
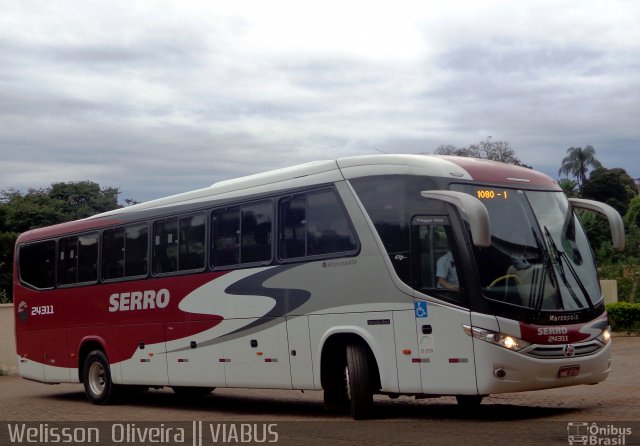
[1,337,638,445]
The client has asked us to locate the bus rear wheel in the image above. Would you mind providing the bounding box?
[345,343,374,420]
[83,350,119,405]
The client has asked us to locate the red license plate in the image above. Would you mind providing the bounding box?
[558,366,580,378]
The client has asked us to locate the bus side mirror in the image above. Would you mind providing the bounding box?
[420,190,492,248]
[569,198,625,250]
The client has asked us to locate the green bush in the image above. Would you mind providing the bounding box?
[599,264,640,303]
[0,288,10,304]
[606,302,640,332]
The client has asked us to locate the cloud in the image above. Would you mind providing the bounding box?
[1,0,639,203]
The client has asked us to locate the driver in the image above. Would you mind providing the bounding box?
[436,250,459,291]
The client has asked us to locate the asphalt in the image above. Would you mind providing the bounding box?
[1,337,638,445]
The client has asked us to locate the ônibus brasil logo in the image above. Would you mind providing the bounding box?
[567,422,632,445]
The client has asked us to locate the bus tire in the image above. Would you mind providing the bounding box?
[83,350,119,405]
[346,343,374,420]
[172,386,215,398]
[323,378,349,412]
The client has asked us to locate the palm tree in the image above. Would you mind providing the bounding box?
[558,145,603,190]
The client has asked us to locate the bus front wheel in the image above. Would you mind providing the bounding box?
[346,343,374,420]
[83,350,119,405]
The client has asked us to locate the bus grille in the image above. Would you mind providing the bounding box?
[525,341,603,359]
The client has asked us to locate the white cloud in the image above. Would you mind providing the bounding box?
[1,0,639,202]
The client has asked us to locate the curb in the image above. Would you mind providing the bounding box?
[611,331,640,337]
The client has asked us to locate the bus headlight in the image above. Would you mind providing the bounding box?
[597,327,612,345]
[463,325,530,352]
[501,336,518,349]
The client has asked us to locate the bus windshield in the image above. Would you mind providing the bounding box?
[451,185,601,311]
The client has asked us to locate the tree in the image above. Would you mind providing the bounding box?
[0,181,123,301]
[1,188,66,233]
[581,167,638,216]
[557,178,579,198]
[626,196,640,229]
[0,205,17,304]
[1,182,120,232]
[585,199,640,270]
[578,211,611,257]
[558,145,602,189]
[434,138,531,167]
[48,181,120,220]
[622,198,640,265]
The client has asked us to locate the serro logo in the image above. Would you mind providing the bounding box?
[108,289,170,312]
[537,326,568,336]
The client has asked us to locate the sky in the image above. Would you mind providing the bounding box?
[1,0,639,203]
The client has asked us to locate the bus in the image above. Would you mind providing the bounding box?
[13,155,624,419]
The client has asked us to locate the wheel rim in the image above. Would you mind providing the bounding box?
[88,362,106,396]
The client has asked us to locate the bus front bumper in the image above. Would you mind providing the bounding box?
[473,338,612,395]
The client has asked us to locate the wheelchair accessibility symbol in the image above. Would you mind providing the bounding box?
[415,301,428,318]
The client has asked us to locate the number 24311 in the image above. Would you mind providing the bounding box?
[31,305,54,316]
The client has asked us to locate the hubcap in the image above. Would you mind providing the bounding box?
[88,362,106,396]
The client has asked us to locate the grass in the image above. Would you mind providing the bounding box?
[0,289,10,304]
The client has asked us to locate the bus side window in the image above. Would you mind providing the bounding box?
[212,208,240,267]
[77,233,98,283]
[58,236,78,286]
[279,196,306,259]
[19,240,56,289]
[103,225,148,280]
[102,228,125,280]
[153,218,178,274]
[413,221,462,301]
[415,225,451,290]
[58,233,98,285]
[179,214,205,271]
[125,224,148,277]
[279,190,357,260]
[432,226,456,289]
[307,190,357,255]
[417,226,435,289]
[241,202,272,264]
[349,177,410,282]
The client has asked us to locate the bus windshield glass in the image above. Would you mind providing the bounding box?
[451,185,601,311]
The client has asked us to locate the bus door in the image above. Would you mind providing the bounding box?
[411,216,478,395]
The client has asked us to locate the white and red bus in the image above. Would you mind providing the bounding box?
[13,155,624,419]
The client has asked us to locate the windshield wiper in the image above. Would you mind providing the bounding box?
[543,226,593,310]
[530,227,552,312]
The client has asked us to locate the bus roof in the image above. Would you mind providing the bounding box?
[438,156,559,189]
[16,154,559,243]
